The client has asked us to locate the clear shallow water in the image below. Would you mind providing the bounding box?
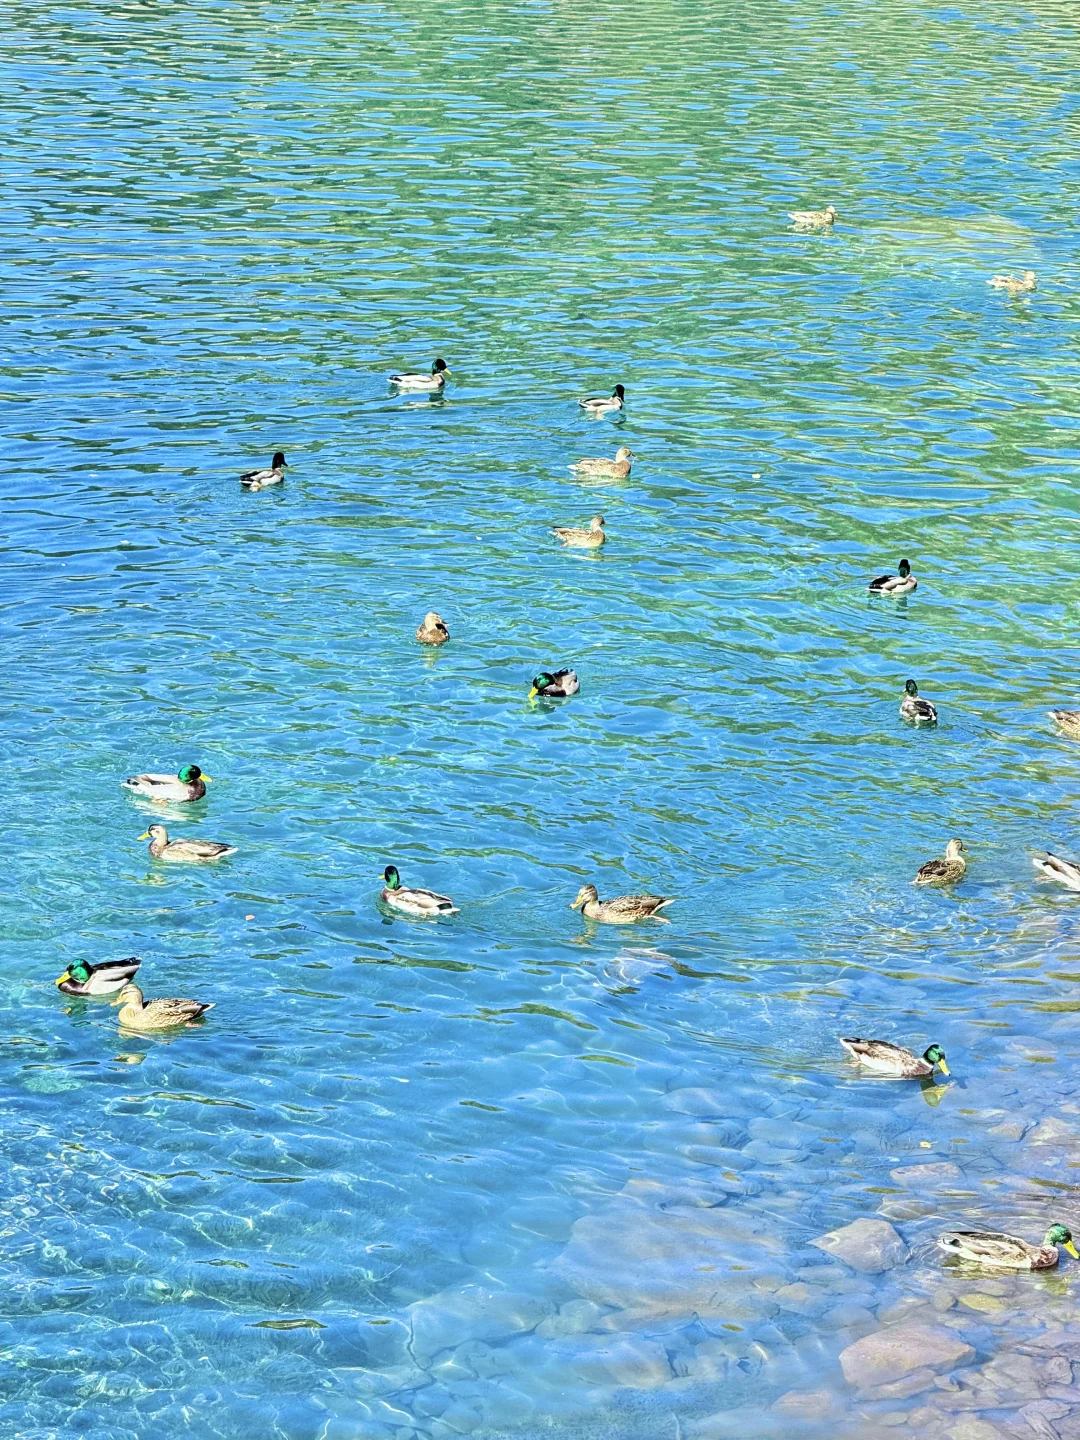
[6,0,1080,1436]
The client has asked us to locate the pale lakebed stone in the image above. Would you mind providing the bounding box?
[810,1217,908,1274]
[839,1322,975,1389]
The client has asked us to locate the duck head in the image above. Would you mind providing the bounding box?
[922,1044,950,1076]
[56,960,92,989]
[1047,1224,1079,1258]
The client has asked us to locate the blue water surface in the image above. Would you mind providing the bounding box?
[6,0,1080,1436]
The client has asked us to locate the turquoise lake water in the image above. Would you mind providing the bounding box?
[7,1,1080,1436]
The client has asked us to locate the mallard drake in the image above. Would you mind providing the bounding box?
[1049,710,1080,740]
[529,669,579,699]
[137,824,237,862]
[578,385,625,416]
[240,452,288,490]
[416,611,450,645]
[569,447,634,480]
[122,765,210,803]
[56,957,142,997]
[869,558,917,595]
[789,203,837,228]
[114,983,214,1031]
[390,358,450,392]
[840,1037,950,1077]
[552,515,605,549]
[900,679,937,724]
[1032,852,1080,892]
[570,884,674,925]
[915,839,967,886]
[988,271,1036,296]
[380,864,458,916]
[938,1224,1077,1270]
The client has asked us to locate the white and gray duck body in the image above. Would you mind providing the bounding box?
[122,764,210,803]
[241,452,288,490]
[869,558,917,595]
[380,865,458,916]
[390,358,450,392]
[900,679,937,725]
[578,384,625,416]
[56,956,142,997]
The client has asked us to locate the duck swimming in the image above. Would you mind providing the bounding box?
[122,765,210,803]
[137,825,237,862]
[900,679,937,725]
[568,447,634,480]
[578,385,625,416]
[988,271,1036,296]
[789,203,837,228]
[869,558,917,595]
[114,983,214,1031]
[938,1224,1077,1270]
[416,611,450,645]
[840,1038,950,1078]
[528,670,579,699]
[380,865,458,916]
[240,452,288,490]
[1049,710,1080,740]
[390,358,450,392]
[915,839,967,886]
[1032,852,1080,892]
[56,957,142,997]
[570,884,674,925]
[552,515,605,549]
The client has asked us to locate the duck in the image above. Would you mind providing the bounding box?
[416,611,450,645]
[240,452,288,490]
[1032,852,1080,892]
[528,669,579,699]
[570,884,674,924]
[56,957,142,997]
[938,1224,1077,1270]
[122,764,210,803]
[869,558,917,595]
[390,358,450,392]
[900,679,937,724]
[137,825,237,862]
[915,839,967,886]
[988,270,1037,296]
[578,385,625,416]
[552,515,606,549]
[789,203,838,228]
[839,1037,950,1078]
[569,447,635,480]
[1048,710,1080,740]
[380,865,458,916]
[114,983,214,1031]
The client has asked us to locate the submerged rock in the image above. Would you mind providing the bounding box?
[839,1322,974,1389]
[945,1420,1015,1440]
[405,1283,554,1364]
[771,1388,838,1419]
[551,1176,779,1319]
[1029,1117,1080,1147]
[889,1161,962,1184]
[810,1217,908,1274]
